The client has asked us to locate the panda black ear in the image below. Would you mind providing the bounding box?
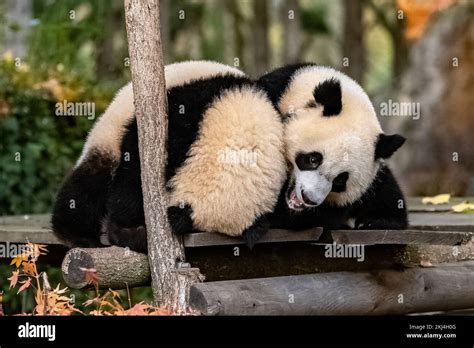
[375,134,406,159]
[313,78,342,116]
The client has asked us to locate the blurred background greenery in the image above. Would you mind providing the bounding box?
[1,0,473,216]
[0,0,473,313]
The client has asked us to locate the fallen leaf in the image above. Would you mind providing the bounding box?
[8,270,19,288]
[17,278,32,294]
[420,260,434,268]
[452,201,474,213]
[422,194,450,205]
[83,297,99,307]
[79,267,99,285]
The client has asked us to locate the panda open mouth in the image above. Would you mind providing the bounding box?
[286,186,317,211]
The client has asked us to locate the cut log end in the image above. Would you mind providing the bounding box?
[62,246,151,289]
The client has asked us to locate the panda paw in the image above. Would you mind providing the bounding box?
[356,218,395,230]
[167,204,193,235]
[241,215,270,250]
[356,219,379,229]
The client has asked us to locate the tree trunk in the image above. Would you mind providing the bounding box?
[392,10,408,85]
[96,1,123,79]
[227,0,245,70]
[365,0,408,87]
[124,0,200,311]
[252,0,270,76]
[393,3,474,196]
[281,0,301,65]
[4,0,32,58]
[342,0,365,83]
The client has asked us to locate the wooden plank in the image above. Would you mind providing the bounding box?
[189,261,474,315]
[3,225,467,248]
[0,221,472,247]
[0,214,51,227]
[332,229,472,246]
[0,207,472,247]
[0,225,60,244]
[183,227,323,247]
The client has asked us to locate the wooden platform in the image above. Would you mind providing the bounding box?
[0,197,473,246]
[3,198,472,315]
[2,198,471,282]
[0,204,472,253]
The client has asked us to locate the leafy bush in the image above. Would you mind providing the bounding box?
[0,55,117,215]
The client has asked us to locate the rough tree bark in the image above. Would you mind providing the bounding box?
[124,0,201,311]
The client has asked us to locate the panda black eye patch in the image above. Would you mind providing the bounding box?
[295,152,323,171]
[331,171,349,192]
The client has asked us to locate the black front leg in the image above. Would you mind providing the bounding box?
[167,204,194,235]
[241,214,270,250]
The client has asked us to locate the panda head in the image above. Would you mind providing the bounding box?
[280,66,405,211]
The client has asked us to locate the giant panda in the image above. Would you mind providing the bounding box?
[52,61,286,252]
[257,63,408,231]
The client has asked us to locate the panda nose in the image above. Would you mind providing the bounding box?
[301,190,320,206]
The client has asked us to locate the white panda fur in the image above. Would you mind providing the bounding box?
[168,87,285,236]
[279,65,382,206]
[76,60,245,167]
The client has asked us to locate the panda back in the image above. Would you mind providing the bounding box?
[167,76,286,236]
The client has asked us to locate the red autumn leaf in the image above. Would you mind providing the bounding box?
[79,267,99,285]
[8,270,19,288]
[17,278,32,294]
[22,262,36,276]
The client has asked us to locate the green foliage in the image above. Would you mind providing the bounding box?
[0,56,115,215]
[300,4,330,35]
[29,0,122,80]
[200,4,226,62]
